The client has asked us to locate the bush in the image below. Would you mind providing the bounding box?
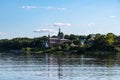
[77,46,86,53]
[114,47,120,52]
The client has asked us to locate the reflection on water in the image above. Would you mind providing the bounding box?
[0,53,120,80]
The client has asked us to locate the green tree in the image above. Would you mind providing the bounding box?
[106,33,115,46]
[91,33,115,51]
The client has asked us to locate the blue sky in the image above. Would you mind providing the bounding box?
[0,0,120,39]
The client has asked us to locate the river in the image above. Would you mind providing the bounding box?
[0,53,120,80]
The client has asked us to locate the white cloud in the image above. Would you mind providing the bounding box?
[47,6,54,9]
[33,29,57,34]
[53,23,71,27]
[57,8,66,11]
[21,6,37,9]
[109,16,117,18]
[47,7,66,10]
[45,6,66,11]
[21,5,66,11]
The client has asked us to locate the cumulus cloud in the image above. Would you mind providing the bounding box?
[33,29,57,33]
[21,5,37,9]
[53,23,71,27]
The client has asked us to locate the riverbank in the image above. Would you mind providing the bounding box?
[0,33,120,55]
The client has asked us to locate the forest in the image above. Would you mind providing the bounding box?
[0,33,120,54]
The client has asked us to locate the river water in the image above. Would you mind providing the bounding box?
[0,53,120,80]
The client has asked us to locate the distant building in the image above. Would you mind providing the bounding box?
[83,34,96,46]
[47,28,70,46]
[45,41,49,48]
[80,39,86,45]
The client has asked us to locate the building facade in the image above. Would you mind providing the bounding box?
[47,28,70,46]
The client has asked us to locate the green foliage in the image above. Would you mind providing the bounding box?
[65,34,79,40]
[0,33,119,53]
[73,40,80,45]
[114,47,120,52]
[106,33,114,46]
[0,37,43,51]
[54,46,62,51]
[61,43,70,51]
[91,33,115,51]
[77,46,85,53]
[69,45,85,53]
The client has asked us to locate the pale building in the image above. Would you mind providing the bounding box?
[47,28,70,46]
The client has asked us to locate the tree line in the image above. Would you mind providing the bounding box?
[0,33,120,53]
